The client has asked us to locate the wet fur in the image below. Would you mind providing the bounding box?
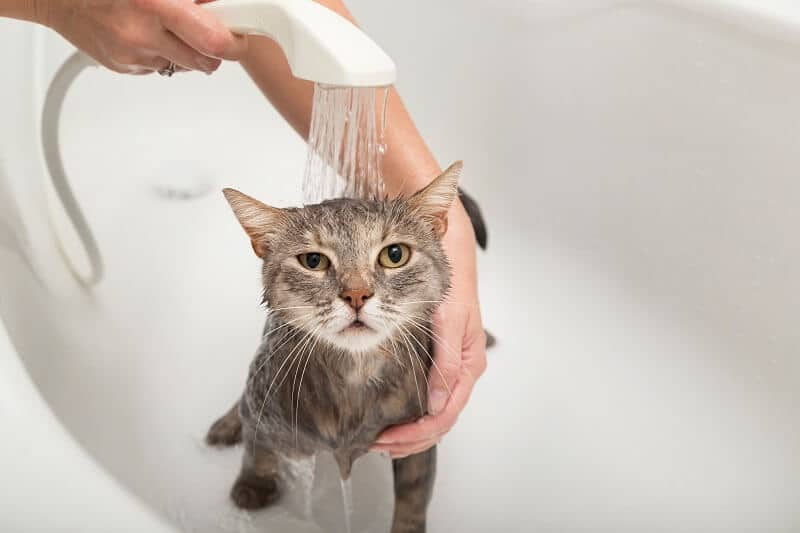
[207,166,468,532]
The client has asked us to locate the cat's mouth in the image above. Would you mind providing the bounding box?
[340,319,374,334]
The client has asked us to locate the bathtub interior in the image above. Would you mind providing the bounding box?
[2,1,800,532]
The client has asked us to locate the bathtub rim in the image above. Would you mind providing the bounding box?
[0,318,176,532]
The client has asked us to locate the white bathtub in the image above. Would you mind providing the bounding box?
[2,1,800,531]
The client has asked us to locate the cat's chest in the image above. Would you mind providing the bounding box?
[298,359,423,445]
[245,330,432,453]
[252,352,425,448]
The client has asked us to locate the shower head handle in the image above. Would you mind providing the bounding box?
[203,0,396,87]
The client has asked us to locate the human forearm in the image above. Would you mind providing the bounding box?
[0,0,49,23]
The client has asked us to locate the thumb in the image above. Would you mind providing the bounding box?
[427,305,464,416]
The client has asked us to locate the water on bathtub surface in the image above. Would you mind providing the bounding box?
[302,85,388,203]
[340,476,354,533]
[283,453,318,520]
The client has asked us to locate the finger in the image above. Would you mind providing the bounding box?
[425,305,465,415]
[103,53,157,74]
[464,310,489,380]
[159,0,248,60]
[158,29,221,72]
[371,429,446,452]
[371,437,441,459]
[372,423,449,449]
[375,367,476,445]
[109,53,168,73]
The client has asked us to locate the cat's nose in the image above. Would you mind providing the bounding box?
[340,288,373,311]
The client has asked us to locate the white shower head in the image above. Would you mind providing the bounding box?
[203,0,397,87]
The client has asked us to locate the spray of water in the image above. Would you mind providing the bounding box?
[298,83,391,532]
[302,85,389,203]
[340,476,354,533]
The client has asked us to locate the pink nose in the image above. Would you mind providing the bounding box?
[340,288,373,311]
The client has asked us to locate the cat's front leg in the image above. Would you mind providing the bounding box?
[391,445,437,533]
[230,428,283,510]
[206,401,242,447]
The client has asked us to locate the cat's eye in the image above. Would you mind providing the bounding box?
[379,244,411,268]
[298,253,330,271]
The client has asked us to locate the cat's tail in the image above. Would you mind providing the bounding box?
[458,188,495,348]
[485,330,496,348]
[458,188,488,250]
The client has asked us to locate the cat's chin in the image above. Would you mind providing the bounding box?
[324,325,387,353]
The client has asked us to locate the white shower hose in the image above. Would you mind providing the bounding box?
[41,51,102,286]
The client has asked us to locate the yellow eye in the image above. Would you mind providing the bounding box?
[379,244,411,268]
[298,253,330,271]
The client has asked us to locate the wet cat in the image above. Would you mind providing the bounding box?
[207,162,466,533]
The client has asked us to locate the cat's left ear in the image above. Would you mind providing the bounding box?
[222,188,286,258]
[409,161,462,236]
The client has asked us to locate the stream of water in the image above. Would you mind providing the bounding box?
[302,85,389,203]
[340,476,354,533]
[297,83,392,532]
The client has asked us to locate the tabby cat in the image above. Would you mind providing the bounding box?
[207,162,467,533]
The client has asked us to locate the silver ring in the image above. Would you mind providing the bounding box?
[158,62,176,77]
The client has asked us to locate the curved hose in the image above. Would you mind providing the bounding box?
[41,51,103,286]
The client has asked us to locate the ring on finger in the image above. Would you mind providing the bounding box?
[158,61,177,77]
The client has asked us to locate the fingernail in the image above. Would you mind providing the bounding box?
[429,389,448,415]
[197,56,217,72]
[374,438,393,445]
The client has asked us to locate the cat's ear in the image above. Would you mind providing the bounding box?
[409,161,462,236]
[222,188,285,258]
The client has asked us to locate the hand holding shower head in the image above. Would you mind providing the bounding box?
[203,0,397,87]
[43,0,396,285]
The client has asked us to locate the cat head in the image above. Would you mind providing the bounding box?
[223,162,461,353]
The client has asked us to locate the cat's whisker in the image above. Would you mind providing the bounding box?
[248,315,316,387]
[393,309,463,361]
[384,319,407,369]
[394,321,433,397]
[377,315,405,369]
[386,316,425,418]
[294,328,323,447]
[388,311,456,400]
[253,324,321,449]
[248,327,309,392]
[261,313,315,339]
[290,324,317,424]
[266,305,318,312]
[276,323,320,426]
[290,320,322,435]
[395,299,479,309]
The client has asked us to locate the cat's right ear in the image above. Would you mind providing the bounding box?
[222,188,285,258]
[408,161,463,237]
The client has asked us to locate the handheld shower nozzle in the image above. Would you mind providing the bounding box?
[203,0,397,87]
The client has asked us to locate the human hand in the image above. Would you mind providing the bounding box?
[371,201,487,458]
[40,0,248,74]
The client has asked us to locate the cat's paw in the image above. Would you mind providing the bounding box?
[230,476,280,510]
[206,410,243,447]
